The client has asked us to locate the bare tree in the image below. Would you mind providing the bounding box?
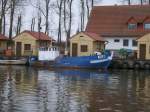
[80,0,102,31]
[140,0,143,5]
[0,0,9,35]
[86,0,90,19]
[128,0,131,5]
[121,0,149,5]
[8,0,27,39]
[80,0,85,31]
[86,0,99,20]
[30,0,51,35]
[120,0,131,5]
[16,14,22,35]
[57,0,63,45]
[63,0,74,49]
[31,17,35,31]
[68,0,73,39]
[45,0,51,35]
[9,0,16,39]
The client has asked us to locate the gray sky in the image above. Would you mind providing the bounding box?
[101,0,120,5]
[22,0,120,40]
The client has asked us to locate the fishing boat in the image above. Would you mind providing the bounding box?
[52,51,113,69]
[0,58,27,65]
[29,46,113,69]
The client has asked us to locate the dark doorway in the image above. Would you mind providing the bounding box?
[72,43,78,57]
[139,44,146,59]
[16,42,22,56]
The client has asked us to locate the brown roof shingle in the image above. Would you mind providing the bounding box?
[83,32,105,41]
[86,5,150,37]
[23,30,54,41]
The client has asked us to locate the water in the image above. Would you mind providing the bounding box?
[0,66,150,112]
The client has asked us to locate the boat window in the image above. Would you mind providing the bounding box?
[81,45,88,52]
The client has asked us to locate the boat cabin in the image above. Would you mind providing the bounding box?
[70,32,105,57]
[38,46,59,61]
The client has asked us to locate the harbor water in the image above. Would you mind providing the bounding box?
[0,66,150,112]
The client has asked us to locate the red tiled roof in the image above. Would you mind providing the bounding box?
[86,5,150,38]
[23,30,54,41]
[83,32,105,41]
[0,34,9,40]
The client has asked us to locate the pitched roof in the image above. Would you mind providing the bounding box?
[0,34,9,40]
[23,30,54,41]
[83,32,105,41]
[86,5,150,37]
[71,32,105,41]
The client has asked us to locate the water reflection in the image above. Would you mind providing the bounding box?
[0,66,150,112]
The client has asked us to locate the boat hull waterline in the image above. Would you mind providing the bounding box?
[52,53,113,69]
[0,59,27,65]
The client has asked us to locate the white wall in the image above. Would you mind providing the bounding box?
[105,37,137,51]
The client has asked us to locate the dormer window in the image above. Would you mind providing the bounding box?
[144,23,150,29]
[128,23,137,30]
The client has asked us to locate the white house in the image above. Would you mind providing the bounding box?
[105,37,137,51]
[86,5,150,53]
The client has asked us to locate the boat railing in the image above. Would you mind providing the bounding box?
[38,46,60,61]
[39,47,59,51]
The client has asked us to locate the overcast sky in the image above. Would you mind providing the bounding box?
[22,0,121,40]
[101,0,120,5]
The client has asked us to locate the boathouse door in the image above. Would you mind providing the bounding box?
[16,42,22,56]
[139,44,146,59]
[72,43,78,56]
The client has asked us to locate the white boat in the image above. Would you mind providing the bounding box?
[0,58,27,65]
[38,46,60,61]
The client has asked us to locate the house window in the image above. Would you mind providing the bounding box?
[123,39,129,46]
[114,39,120,42]
[24,44,31,50]
[128,23,137,30]
[81,45,88,52]
[144,23,150,29]
[132,40,137,47]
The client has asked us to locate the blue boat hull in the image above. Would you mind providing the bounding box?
[53,55,112,69]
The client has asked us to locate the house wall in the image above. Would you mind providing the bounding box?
[105,37,138,51]
[0,40,7,54]
[137,33,150,59]
[70,33,94,56]
[70,32,105,56]
[13,33,37,56]
[93,41,105,52]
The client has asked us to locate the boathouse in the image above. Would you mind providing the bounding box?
[70,32,105,56]
[13,30,54,56]
[137,33,150,60]
[86,5,150,57]
[0,34,9,56]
